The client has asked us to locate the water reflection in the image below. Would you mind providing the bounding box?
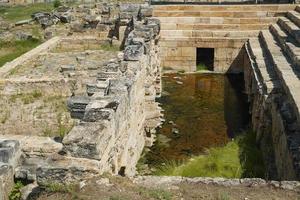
[145,73,249,167]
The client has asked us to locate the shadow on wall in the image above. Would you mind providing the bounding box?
[226,46,246,74]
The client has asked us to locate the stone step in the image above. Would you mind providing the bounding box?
[247,37,278,94]
[153,4,295,12]
[287,11,300,28]
[153,10,286,18]
[270,23,300,68]
[160,23,270,30]
[259,30,300,113]
[160,30,259,38]
[278,17,300,44]
[156,17,277,24]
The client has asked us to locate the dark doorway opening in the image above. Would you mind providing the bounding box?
[196,48,214,71]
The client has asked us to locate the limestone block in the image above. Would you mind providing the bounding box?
[67,96,91,119]
[124,45,144,61]
[36,154,102,185]
[181,47,196,57]
[62,121,115,160]
[0,135,63,158]
[0,140,21,168]
[0,163,14,200]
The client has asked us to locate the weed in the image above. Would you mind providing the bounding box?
[217,192,230,200]
[9,181,24,200]
[146,188,172,200]
[9,90,43,104]
[43,182,76,193]
[109,196,128,200]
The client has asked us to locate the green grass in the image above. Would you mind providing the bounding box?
[0,39,41,67]
[0,3,54,22]
[155,141,241,178]
[196,63,208,71]
[155,130,265,179]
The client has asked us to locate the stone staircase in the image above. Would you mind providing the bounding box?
[154,4,296,38]
[153,4,296,72]
[247,6,300,180]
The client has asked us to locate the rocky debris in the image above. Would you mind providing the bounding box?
[44,31,53,40]
[0,18,13,31]
[70,21,85,32]
[31,12,57,29]
[15,31,33,40]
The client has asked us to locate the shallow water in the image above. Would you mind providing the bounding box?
[144,73,249,168]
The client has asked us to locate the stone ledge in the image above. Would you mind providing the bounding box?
[133,176,300,191]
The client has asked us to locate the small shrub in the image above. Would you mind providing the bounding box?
[53,0,62,8]
[9,181,24,200]
[43,182,76,193]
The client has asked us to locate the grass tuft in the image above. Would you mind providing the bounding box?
[0,39,41,68]
[154,130,265,179]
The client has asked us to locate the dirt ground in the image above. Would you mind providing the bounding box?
[36,176,300,200]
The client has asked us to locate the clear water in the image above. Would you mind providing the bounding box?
[144,73,249,168]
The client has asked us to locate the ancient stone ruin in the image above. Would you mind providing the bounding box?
[1,1,300,199]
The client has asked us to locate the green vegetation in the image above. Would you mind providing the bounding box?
[155,130,265,179]
[53,0,62,8]
[138,188,173,200]
[196,62,208,71]
[43,182,76,193]
[9,181,24,200]
[0,39,41,67]
[9,90,43,104]
[155,141,241,178]
[0,3,54,22]
[100,43,120,52]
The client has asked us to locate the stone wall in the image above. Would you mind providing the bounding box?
[160,38,246,72]
[244,14,300,180]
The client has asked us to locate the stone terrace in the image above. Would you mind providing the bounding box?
[153,4,296,72]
